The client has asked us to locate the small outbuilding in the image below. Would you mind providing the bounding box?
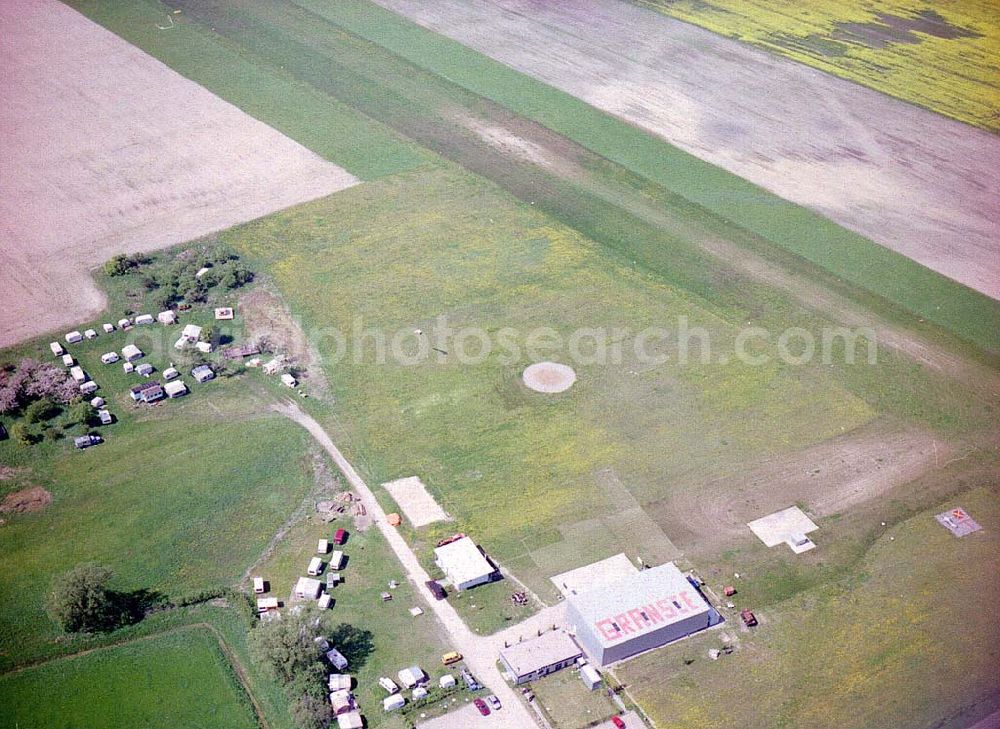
[191,365,214,383]
[214,307,234,320]
[329,689,354,716]
[328,674,352,692]
[256,597,279,614]
[336,711,362,729]
[438,673,456,689]
[295,577,323,600]
[129,382,164,403]
[195,341,213,354]
[397,666,426,689]
[580,663,602,690]
[164,380,188,398]
[262,356,286,375]
[383,694,405,712]
[412,686,428,700]
[182,323,203,342]
[434,536,498,591]
[326,648,349,671]
[121,344,143,362]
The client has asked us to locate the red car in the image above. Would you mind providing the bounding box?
[474,698,490,716]
[333,528,347,545]
[611,716,627,729]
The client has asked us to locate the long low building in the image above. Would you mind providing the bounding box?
[499,630,583,685]
[566,562,721,665]
[433,536,498,591]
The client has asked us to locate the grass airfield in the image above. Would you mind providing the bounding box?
[0,1,997,727]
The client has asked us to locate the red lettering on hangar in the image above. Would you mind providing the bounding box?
[592,590,698,643]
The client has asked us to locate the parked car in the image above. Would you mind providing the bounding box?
[441,651,462,666]
[473,698,490,717]
[486,694,501,710]
[611,716,627,729]
[461,668,481,691]
[425,580,447,600]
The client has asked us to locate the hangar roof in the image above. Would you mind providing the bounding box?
[567,562,710,648]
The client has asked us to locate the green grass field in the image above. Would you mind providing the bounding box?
[65,0,1000,354]
[618,487,1000,729]
[0,626,258,729]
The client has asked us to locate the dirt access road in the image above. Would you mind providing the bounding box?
[373,0,1000,299]
[274,401,543,729]
[0,0,358,348]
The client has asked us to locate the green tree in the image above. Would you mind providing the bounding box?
[104,254,131,276]
[248,609,328,688]
[11,421,34,446]
[47,564,116,633]
[289,693,333,729]
[23,398,56,424]
[65,399,92,428]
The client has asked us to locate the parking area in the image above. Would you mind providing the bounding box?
[415,700,510,729]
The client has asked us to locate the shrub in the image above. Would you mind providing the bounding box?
[47,564,116,633]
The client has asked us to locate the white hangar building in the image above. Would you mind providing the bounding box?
[566,561,720,665]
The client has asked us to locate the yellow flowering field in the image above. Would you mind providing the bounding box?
[637,0,1000,131]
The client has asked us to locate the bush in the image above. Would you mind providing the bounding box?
[47,564,116,633]
[249,609,329,688]
[289,693,333,729]
[10,422,35,446]
[23,398,57,424]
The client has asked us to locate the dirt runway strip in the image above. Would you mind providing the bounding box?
[373,0,1000,299]
[0,0,358,348]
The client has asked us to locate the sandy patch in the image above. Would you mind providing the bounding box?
[0,486,52,514]
[651,423,953,549]
[373,0,1000,299]
[523,362,576,393]
[0,0,359,348]
[239,289,329,394]
[382,476,451,527]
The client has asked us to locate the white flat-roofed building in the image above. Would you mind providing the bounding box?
[121,344,143,361]
[566,562,720,666]
[499,630,583,685]
[580,662,602,690]
[164,380,188,398]
[433,536,497,591]
[295,576,322,600]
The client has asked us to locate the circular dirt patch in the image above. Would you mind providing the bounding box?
[0,486,52,514]
[523,362,577,393]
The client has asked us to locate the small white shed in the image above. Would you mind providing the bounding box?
[580,663,602,690]
[382,694,405,712]
[439,673,456,689]
[121,344,143,361]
